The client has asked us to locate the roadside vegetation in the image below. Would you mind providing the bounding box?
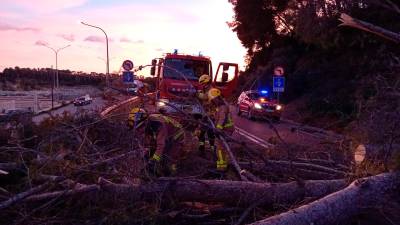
[0,67,104,91]
[230,0,400,131]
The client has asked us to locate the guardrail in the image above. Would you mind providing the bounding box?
[100,93,155,119]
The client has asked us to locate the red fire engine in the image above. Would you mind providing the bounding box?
[150,51,239,114]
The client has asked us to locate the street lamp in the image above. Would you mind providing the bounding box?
[81,21,110,86]
[41,44,71,88]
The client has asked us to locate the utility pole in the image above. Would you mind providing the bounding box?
[51,65,54,109]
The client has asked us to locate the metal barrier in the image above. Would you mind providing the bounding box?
[100,93,155,119]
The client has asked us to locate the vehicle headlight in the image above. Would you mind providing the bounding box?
[157,99,168,107]
[254,103,262,109]
[276,105,282,110]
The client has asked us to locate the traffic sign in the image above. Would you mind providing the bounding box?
[274,66,284,76]
[122,71,135,83]
[122,60,134,71]
[273,76,285,92]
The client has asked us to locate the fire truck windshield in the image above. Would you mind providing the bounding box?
[164,58,210,81]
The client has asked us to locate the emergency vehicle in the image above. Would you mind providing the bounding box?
[150,51,239,114]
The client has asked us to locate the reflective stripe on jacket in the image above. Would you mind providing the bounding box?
[214,103,234,130]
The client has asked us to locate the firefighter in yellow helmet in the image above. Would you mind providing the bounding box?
[197,74,212,105]
[207,88,234,171]
[128,107,185,176]
[196,74,216,157]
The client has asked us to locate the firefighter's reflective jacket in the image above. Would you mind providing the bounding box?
[214,101,234,132]
[147,114,185,162]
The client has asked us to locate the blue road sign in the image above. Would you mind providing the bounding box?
[122,71,135,83]
[273,76,285,92]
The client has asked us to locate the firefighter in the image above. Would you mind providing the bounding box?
[128,107,185,176]
[207,88,234,171]
[196,74,216,157]
[198,74,212,100]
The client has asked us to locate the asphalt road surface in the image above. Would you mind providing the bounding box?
[33,97,106,124]
[231,105,341,148]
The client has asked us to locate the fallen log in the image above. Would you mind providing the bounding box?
[25,178,347,207]
[249,172,400,225]
[0,182,50,210]
[25,184,99,202]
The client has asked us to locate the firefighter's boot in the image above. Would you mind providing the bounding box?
[216,149,228,172]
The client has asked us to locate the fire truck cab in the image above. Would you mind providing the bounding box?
[150,51,239,115]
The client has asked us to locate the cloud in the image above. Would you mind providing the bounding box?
[58,34,75,42]
[84,35,105,43]
[84,35,114,43]
[1,0,88,13]
[0,23,40,32]
[35,40,48,46]
[120,37,132,43]
[120,37,144,44]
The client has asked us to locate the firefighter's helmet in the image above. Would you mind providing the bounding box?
[128,107,148,129]
[207,88,222,101]
[199,74,211,85]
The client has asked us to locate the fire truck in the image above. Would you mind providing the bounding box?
[150,51,239,114]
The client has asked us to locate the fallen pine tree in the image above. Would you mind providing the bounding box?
[2,111,396,224]
[249,172,400,225]
[4,173,397,224]
[20,178,347,208]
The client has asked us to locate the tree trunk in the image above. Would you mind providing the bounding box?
[249,172,400,225]
[339,13,400,43]
[25,178,347,207]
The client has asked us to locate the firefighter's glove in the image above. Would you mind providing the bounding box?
[152,153,161,162]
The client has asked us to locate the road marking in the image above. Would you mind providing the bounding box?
[235,126,274,148]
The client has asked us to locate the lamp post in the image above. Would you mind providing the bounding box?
[41,44,71,88]
[81,21,110,86]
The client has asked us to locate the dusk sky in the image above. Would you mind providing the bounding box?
[0,0,246,75]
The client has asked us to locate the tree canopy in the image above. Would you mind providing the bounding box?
[229,0,400,128]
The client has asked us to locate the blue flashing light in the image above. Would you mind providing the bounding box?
[260,90,268,95]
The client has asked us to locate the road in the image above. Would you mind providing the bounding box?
[98,97,344,153]
[231,105,343,149]
[33,97,106,124]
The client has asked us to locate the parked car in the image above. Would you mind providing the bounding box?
[237,90,283,121]
[73,95,92,106]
